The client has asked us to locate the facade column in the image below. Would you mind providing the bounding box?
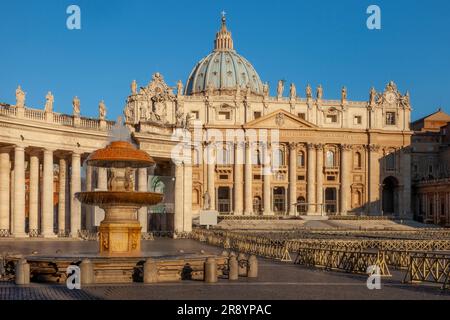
[288,143,297,216]
[233,142,244,215]
[13,145,27,237]
[0,149,11,235]
[42,149,55,237]
[85,164,93,231]
[70,152,81,238]
[183,162,193,232]
[316,144,324,215]
[58,157,67,235]
[174,163,184,233]
[28,152,39,236]
[244,141,253,215]
[207,143,216,211]
[138,168,148,233]
[402,147,412,218]
[306,143,316,215]
[263,143,272,215]
[340,144,352,215]
[368,144,381,215]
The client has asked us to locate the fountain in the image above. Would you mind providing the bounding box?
[76,140,163,256]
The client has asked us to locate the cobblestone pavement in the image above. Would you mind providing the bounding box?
[1,239,450,300]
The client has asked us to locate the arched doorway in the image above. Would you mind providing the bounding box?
[218,187,231,214]
[253,196,262,215]
[273,187,286,214]
[325,188,337,215]
[382,176,399,215]
[297,196,307,215]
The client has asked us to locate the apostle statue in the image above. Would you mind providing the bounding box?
[15,85,26,108]
[277,80,284,98]
[316,85,323,100]
[290,83,297,100]
[203,191,211,210]
[306,84,312,99]
[341,86,347,102]
[131,80,137,95]
[99,100,107,120]
[263,82,269,97]
[369,87,376,105]
[177,80,183,96]
[44,91,54,113]
[72,96,80,116]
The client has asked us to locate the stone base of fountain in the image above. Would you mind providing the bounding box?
[99,221,142,257]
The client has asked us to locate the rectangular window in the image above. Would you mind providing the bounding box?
[354,116,362,125]
[326,115,337,123]
[386,112,396,125]
[254,111,262,119]
[297,175,305,181]
[218,111,231,120]
[327,176,336,181]
[253,175,262,180]
[219,174,228,180]
[298,113,306,120]
[191,111,199,119]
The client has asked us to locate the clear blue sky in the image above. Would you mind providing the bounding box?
[1,0,449,121]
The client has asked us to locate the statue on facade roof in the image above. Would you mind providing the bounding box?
[177,80,183,96]
[306,84,312,99]
[316,85,323,100]
[72,96,80,116]
[99,100,107,120]
[290,83,297,100]
[341,86,347,102]
[131,80,137,95]
[16,85,26,108]
[277,80,284,98]
[369,87,376,105]
[44,91,54,112]
[263,82,269,97]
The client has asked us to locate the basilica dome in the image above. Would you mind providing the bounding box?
[185,16,264,96]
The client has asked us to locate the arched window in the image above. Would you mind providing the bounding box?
[297,196,306,214]
[273,148,284,168]
[326,150,335,168]
[297,151,305,168]
[354,152,362,169]
[386,153,395,171]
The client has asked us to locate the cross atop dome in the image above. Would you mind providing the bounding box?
[215,12,234,51]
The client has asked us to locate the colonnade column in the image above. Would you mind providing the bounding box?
[288,143,297,216]
[138,168,148,233]
[263,142,272,215]
[28,152,39,236]
[183,161,193,232]
[402,147,412,218]
[369,144,381,215]
[70,152,81,238]
[174,163,184,233]
[58,157,67,235]
[340,144,352,216]
[0,149,10,235]
[244,141,253,215]
[233,142,244,215]
[316,144,324,215]
[306,143,316,215]
[207,143,216,211]
[42,149,55,237]
[13,145,26,237]
[85,165,93,231]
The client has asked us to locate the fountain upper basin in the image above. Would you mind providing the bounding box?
[76,191,163,206]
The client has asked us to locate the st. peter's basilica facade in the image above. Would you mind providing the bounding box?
[0,16,413,237]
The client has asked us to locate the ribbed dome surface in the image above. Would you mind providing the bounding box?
[184,15,264,96]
